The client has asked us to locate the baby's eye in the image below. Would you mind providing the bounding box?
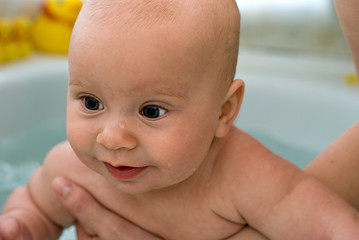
[140,105,167,119]
[82,97,104,111]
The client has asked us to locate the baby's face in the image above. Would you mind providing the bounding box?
[66,13,227,194]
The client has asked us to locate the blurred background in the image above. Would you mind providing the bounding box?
[237,0,350,56]
[0,2,358,239]
[0,0,83,63]
[0,0,353,62]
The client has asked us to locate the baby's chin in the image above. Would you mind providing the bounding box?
[104,170,191,196]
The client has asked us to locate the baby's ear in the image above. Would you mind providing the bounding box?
[215,79,244,138]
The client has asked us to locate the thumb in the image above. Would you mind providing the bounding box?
[52,177,98,236]
[52,177,162,240]
[76,222,100,240]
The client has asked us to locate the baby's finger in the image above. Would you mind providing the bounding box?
[0,216,22,240]
[52,177,98,236]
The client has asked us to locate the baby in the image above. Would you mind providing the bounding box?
[1,0,359,239]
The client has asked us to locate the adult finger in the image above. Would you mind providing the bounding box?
[52,177,162,240]
[75,222,100,240]
[226,226,269,240]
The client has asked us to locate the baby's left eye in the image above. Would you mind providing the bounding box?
[140,105,167,119]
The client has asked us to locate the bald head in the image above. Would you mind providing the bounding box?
[71,0,240,85]
[80,0,180,28]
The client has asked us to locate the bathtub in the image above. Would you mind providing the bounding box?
[235,49,359,167]
[0,51,359,238]
[0,55,68,200]
[0,55,71,238]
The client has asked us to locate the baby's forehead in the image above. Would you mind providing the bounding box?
[83,0,183,27]
[78,0,235,57]
[76,1,215,53]
[72,0,240,85]
[81,0,230,31]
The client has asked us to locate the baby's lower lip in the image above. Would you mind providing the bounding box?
[105,163,147,180]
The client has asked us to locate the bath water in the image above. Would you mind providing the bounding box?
[0,122,317,239]
[0,120,76,239]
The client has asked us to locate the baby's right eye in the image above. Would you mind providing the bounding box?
[82,97,104,111]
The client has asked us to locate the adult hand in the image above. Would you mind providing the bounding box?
[52,177,270,240]
[52,177,162,240]
[335,0,359,76]
[226,226,269,240]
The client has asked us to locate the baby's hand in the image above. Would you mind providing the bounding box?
[0,215,31,240]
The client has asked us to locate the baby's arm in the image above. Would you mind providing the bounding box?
[265,175,359,239]
[0,142,76,239]
[0,184,62,240]
[232,149,359,239]
[258,175,359,239]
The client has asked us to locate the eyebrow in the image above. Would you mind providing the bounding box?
[69,79,86,87]
[151,87,189,101]
[69,79,188,100]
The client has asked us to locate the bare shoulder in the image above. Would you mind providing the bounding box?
[222,127,359,238]
[218,126,298,177]
[214,126,308,222]
[36,141,91,184]
[42,140,85,175]
[27,141,92,227]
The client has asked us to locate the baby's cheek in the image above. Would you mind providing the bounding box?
[67,122,91,153]
[160,141,205,171]
[67,128,97,172]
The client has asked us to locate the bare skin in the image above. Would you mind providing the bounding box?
[61,0,359,239]
[59,0,359,239]
[333,0,359,75]
[304,0,359,210]
[3,129,359,239]
[1,1,359,240]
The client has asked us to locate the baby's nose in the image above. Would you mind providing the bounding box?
[96,122,137,151]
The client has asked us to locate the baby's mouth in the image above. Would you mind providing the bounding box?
[104,163,147,180]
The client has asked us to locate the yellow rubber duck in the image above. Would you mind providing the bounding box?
[31,0,83,54]
[12,17,33,58]
[0,19,17,63]
[0,20,9,63]
[343,73,359,86]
